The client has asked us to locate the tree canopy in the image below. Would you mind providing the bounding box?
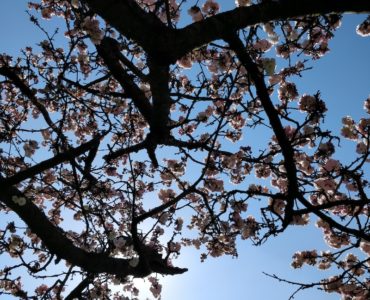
[0,0,370,299]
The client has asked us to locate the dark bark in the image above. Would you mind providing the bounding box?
[0,182,188,277]
[83,0,370,62]
[225,33,298,228]
[1,0,370,293]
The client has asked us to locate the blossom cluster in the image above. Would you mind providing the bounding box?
[81,17,103,45]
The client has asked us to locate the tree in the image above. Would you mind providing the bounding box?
[0,0,370,298]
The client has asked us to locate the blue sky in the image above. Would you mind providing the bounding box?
[0,1,369,299]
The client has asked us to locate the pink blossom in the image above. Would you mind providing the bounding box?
[291,250,317,268]
[202,0,220,15]
[276,44,295,58]
[298,94,316,112]
[23,140,39,157]
[363,96,370,113]
[359,240,370,255]
[269,198,285,215]
[316,218,330,230]
[148,277,162,298]
[241,216,258,239]
[35,284,49,296]
[271,177,288,192]
[188,6,203,22]
[221,154,238,169]
[322,276,343,293]
[358,118,370,135]
[314,178,337,192]
[255,163,271,178]
[41,8,53,19]
[207,59,219,73]
[342,116,354,126]
[324,232,350,249]
[341,125,358,140]
[81,17,103,45]
[253,39,273,52]
[106,167,118,176]
[268,74,282,85]
[356,19,370,37]
[169,242,181,252]
[230,113,246,130]
[166,159,185,175]
[158,189,176,202]
[204,178,224,192]
[159,212,170,224]
[322,159,340,172]
[43,171,56,184]
[278,82,298,101]
[295,153,313,175]
[290,214,309,226]
[356,142,367,154]
[177,54,193,69]
[175,218,183,231]
[197,111,208,122]
[284,125,296,139]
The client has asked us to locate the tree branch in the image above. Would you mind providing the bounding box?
[104,139,148,162]
[0,136,101,186]
[0,182,187,277]
[64,276,93,300]
[0,65,59,134]
[173,0,370,59]
[297,194,370,242]
[147,59,171,139]
[83,0,170,58]
[226,33,298,227]
[83,0,370,63]
[96,37,153,123]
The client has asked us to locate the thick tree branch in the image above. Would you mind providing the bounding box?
[83,0,370,63]
[96,37,153,123]
[165,137,263,163]
[64,276,93,300]
[62,76,129,99]
[83,0,171,60]
[226,33,298,227]
[134,179,202,224]
[0,65,102,186]
[293,199,370,215]
[148,59,171,139]
[297,195,370,242]
[0,65,59,133]
[104,139,148,162]
[0,136,100,186]
[173,0,370,59]
[0,183,187,277]
[227,34,370,241]
[104,134,266,164]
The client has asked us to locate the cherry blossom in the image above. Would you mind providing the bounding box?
[81,17,103,44]
[188,6,203,22]
[356,18,370,37]
[253,39,273,52]
[0,1,369,299]
[202,0,220,16]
